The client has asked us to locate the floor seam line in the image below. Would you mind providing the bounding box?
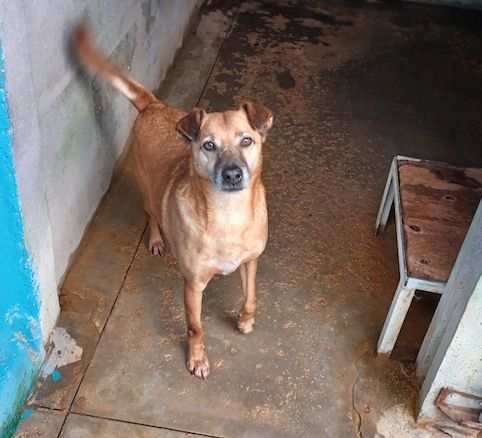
[56,222,148,438]
[195,5,240,107]
[68,411,224,438]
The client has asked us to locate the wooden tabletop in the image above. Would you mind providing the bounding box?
[398,159,482,283]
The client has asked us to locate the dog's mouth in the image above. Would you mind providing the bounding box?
[221,182,245,192]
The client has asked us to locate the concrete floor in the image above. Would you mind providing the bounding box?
[15,1,482,437]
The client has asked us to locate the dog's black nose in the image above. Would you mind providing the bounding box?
[222,165,243,185]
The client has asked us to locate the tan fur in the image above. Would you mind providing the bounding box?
[72,23,273,379]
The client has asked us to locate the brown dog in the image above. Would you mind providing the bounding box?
[72,24,273,378]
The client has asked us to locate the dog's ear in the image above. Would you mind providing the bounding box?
[176,108,206,142]
[241,101,273,137]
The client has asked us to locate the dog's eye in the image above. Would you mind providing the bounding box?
[240,137,253,147]
[202,141,216,151]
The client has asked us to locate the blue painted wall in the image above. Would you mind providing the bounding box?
[0,43,43,437]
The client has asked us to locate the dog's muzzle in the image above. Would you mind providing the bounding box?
[215,161,249,192]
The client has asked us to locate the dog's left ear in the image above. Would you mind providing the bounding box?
[176,108,206,142]
[241,101,273,137]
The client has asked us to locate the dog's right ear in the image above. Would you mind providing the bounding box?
[241,101,273,138]
[176,109,206,142]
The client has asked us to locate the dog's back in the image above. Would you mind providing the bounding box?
[133,103,190,223]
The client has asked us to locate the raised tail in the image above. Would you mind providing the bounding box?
[71,22,158,112]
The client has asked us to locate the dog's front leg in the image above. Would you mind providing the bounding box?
[238,258,258,334]
[184,279,210,379]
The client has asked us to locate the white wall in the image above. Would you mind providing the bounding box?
[0,0,199,343]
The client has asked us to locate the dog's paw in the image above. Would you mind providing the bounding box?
[238,317,255,334]
[149,239,165,257]
[187,352,210,379]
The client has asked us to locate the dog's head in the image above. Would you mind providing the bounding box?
[176,101,273,192]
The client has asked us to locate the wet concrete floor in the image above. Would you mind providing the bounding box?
[16,1,482,437]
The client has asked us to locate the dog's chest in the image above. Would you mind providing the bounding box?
[209,247,256,275]
[171,185,268,277]
[207,227,266,275]
[213,259,241,276]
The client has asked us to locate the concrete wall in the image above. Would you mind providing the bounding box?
[0,1,199,433]
[0,0,199,344]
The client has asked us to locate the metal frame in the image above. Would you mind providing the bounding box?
[376,156,445,355]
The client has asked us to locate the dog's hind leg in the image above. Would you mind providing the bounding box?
[148,216,165,256]
[134,145,166,257]
[238,258,258,334]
